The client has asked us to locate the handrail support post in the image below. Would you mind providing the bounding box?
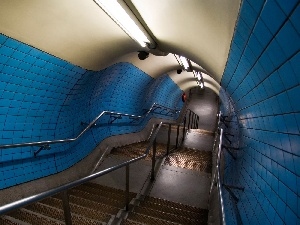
[125,164,130,211]
[61,191,73,225]
[188,110,192,129]
[175,125,180,148]
[167,124,171,155]
[151,138,157,181]
[182,117,186,142]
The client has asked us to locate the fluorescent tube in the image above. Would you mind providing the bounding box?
[94,0,150,47]
[179,56,190,70]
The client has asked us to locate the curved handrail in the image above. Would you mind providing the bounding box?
[0,103,179,150]
[0,122,164,215]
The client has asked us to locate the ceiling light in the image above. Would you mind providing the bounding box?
[195,71,203,82]
[174,54,192,71]
[180,56,190,70]
[94,0,150,48]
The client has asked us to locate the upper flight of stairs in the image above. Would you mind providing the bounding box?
[111,141,168,160]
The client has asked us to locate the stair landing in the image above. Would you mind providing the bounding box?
[93,127,213,209]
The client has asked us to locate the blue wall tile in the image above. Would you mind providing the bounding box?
[221,1,300,224]
[0,34,183,189]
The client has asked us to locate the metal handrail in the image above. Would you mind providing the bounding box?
[185,108,199,129]
[0,103,179,150]
[217,128,226,225]
[209,111,226,225]
[0,122,164,216]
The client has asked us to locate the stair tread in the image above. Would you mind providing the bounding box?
[164,148,212,173]
[76,184,136,200]
[40,197,112,222]
[0,215,27,225]
[52,194,120,215]
[139,201,207,220]
[143,196,207,214]
[25,202,65,221]
[8,209,63,225]
[121,219,144,225]
[84,182,137,196]
[68,188,126,208]
[25,202,106,225]
[127,212,182,225]
[110,141,167,160]
[134,205,207,225]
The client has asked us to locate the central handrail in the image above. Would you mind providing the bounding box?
[0,103,179,150]
[0,122,164,215]
[209,110,226,225]
[217,128,226,225]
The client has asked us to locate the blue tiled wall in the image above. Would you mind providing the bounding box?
[0,34,183,189]
[221,0,299,224]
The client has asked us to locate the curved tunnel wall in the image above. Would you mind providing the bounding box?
[0,34,184,189]
[221,1,299,224]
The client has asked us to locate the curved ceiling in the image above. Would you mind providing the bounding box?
[129,0,241,82]
[0,0,240,91]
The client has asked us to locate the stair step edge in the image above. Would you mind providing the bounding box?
[26,203,108,224]
[134,206,205,224]
[138,203,208,218]
[2,215,32,225]
[43,197,114,218]
[20,208,64,224]
[128,212,183,225]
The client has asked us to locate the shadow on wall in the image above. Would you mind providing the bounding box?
[0,34,183,189]
[220,1,299,225]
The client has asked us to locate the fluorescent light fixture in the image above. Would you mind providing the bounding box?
[94,0,150,47]
[193,70,204,89]
[179,56,190,70]
[174,54,192,71]
[195,71,203,82]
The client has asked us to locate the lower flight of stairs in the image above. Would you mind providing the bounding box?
[122,196,208,225]
[1,129,212,225]
[1,183,209,225]
[0,183,136,225]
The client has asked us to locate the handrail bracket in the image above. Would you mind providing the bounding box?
[34,144,51,157]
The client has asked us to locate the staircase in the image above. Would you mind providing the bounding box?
[1,182,208,225]
[0,137,212,225]
[0,89,218,225]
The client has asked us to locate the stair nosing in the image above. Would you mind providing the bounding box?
[2,215,32,225]
[129,212,183,225]
[20,208,65,224]
[134,205,205,224]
